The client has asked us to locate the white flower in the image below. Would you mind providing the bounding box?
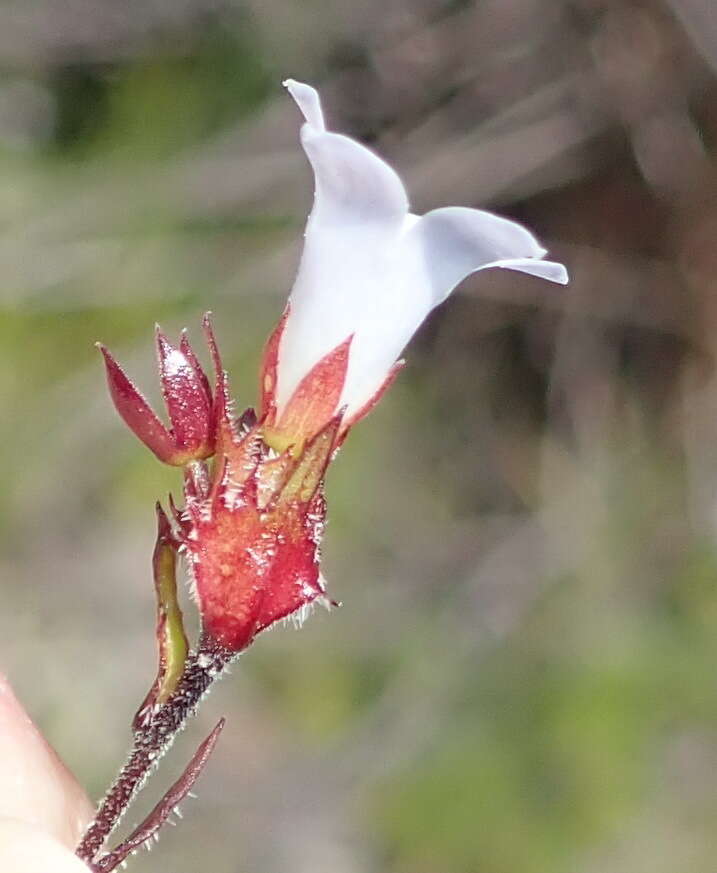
[275,79,568,422]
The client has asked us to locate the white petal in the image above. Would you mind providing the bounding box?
[277,81,410,408]
[283,79,409,226]
[334,207,567,412]
[276,83,569,421]
[283,79,326,131]
[485,257,569,284]
[408,206,567,305]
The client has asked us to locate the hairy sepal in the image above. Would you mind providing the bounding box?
[155,327,213,459]
[99,325,215,465]
[182,412,338,652]
[264,335,352,454]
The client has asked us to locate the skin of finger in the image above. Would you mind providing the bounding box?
[0,673,94,848]
[0,819,90,872]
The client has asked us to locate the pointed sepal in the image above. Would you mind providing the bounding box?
[156,327,213,460]
[134,504,189,730]
[339,358,406,444]
[264,335,352,454]
[276,414,342,506]
[203,312,239,460]
[99,327,216,466]
[180,328,212,403]
[259,303,289,421]
[254,488,327,634]
[98,343,179,464]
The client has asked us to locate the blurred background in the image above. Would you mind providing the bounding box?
[1,0,717,871]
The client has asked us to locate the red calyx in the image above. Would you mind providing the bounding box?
[179,334,341,650]
[103,313,354,655]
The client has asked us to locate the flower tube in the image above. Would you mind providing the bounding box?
[261,79,568,451]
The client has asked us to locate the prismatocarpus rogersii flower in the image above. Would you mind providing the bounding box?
[76,80,567,872]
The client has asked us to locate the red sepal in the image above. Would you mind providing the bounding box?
[180,328,212,404]
[265,335,352,452]
[188,481,274,651]
[187,417,340,652]
[339,359,406,445]
[273,414,341,507]
[259,303,289,421]
[99,343,180,464]
[203,312,239,460]
[99,324,217,466]
[254,488,327,634]
[155,327,213,459]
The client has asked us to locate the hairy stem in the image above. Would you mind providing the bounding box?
[91,719,226,873]
[76,635,234,865]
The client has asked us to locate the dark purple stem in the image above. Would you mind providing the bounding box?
[90,718,225,873]
[76,635,233,866]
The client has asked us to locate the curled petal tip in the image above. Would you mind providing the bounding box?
[284,79,325,131]
[493,257,569,285]
[555,264,570,285]
[529,246,569,285]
